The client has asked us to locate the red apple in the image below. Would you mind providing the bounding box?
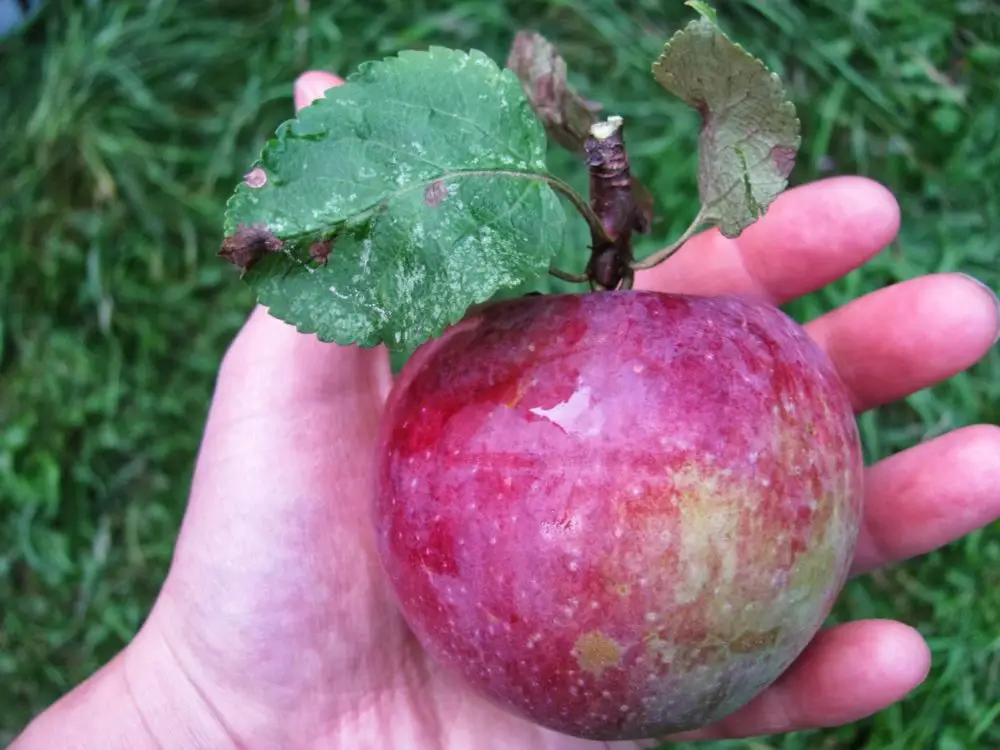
[373,290,863,740]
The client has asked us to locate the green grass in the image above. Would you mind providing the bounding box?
[1,0,997,746]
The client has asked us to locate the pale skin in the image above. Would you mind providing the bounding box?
[12,71,1000,750]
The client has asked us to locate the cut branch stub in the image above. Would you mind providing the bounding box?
[584,117,641,290]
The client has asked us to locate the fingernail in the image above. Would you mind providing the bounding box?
[959,273,1000,345]
[294,73,344,111]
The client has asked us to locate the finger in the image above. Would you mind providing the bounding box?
[804,272,1000,412]
[635,176,901,304]
[852,424,1000,576]
[651,620,931,742]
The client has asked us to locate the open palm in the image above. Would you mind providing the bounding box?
[108,71,1000,749]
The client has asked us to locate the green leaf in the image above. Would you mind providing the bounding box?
[652,4,801,238]
[223,47,566,350]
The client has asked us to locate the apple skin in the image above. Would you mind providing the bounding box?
[372,290,863,740]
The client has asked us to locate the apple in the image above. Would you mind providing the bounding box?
[372,290,863,740]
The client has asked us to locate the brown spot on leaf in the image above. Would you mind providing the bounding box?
[244,167,267,188]
[424,180,448,208]
[729,627,780,654]
[309,239,332,265]
[573,630,621,676]
[770,145,797,179]
[694,99,711,126]
[218,224,283,271]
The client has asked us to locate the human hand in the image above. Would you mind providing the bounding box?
[13,70,1000,750]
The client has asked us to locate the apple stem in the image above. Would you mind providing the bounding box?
[630,208,708,270]
[583,116,644,290]
[533,174,611,252]
[549,266,590,284]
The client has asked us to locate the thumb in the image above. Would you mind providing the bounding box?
[193,69,392,450]
[211,69,392,424]
[152,71,395,666]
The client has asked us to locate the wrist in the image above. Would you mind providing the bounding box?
[10,625,237,750]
